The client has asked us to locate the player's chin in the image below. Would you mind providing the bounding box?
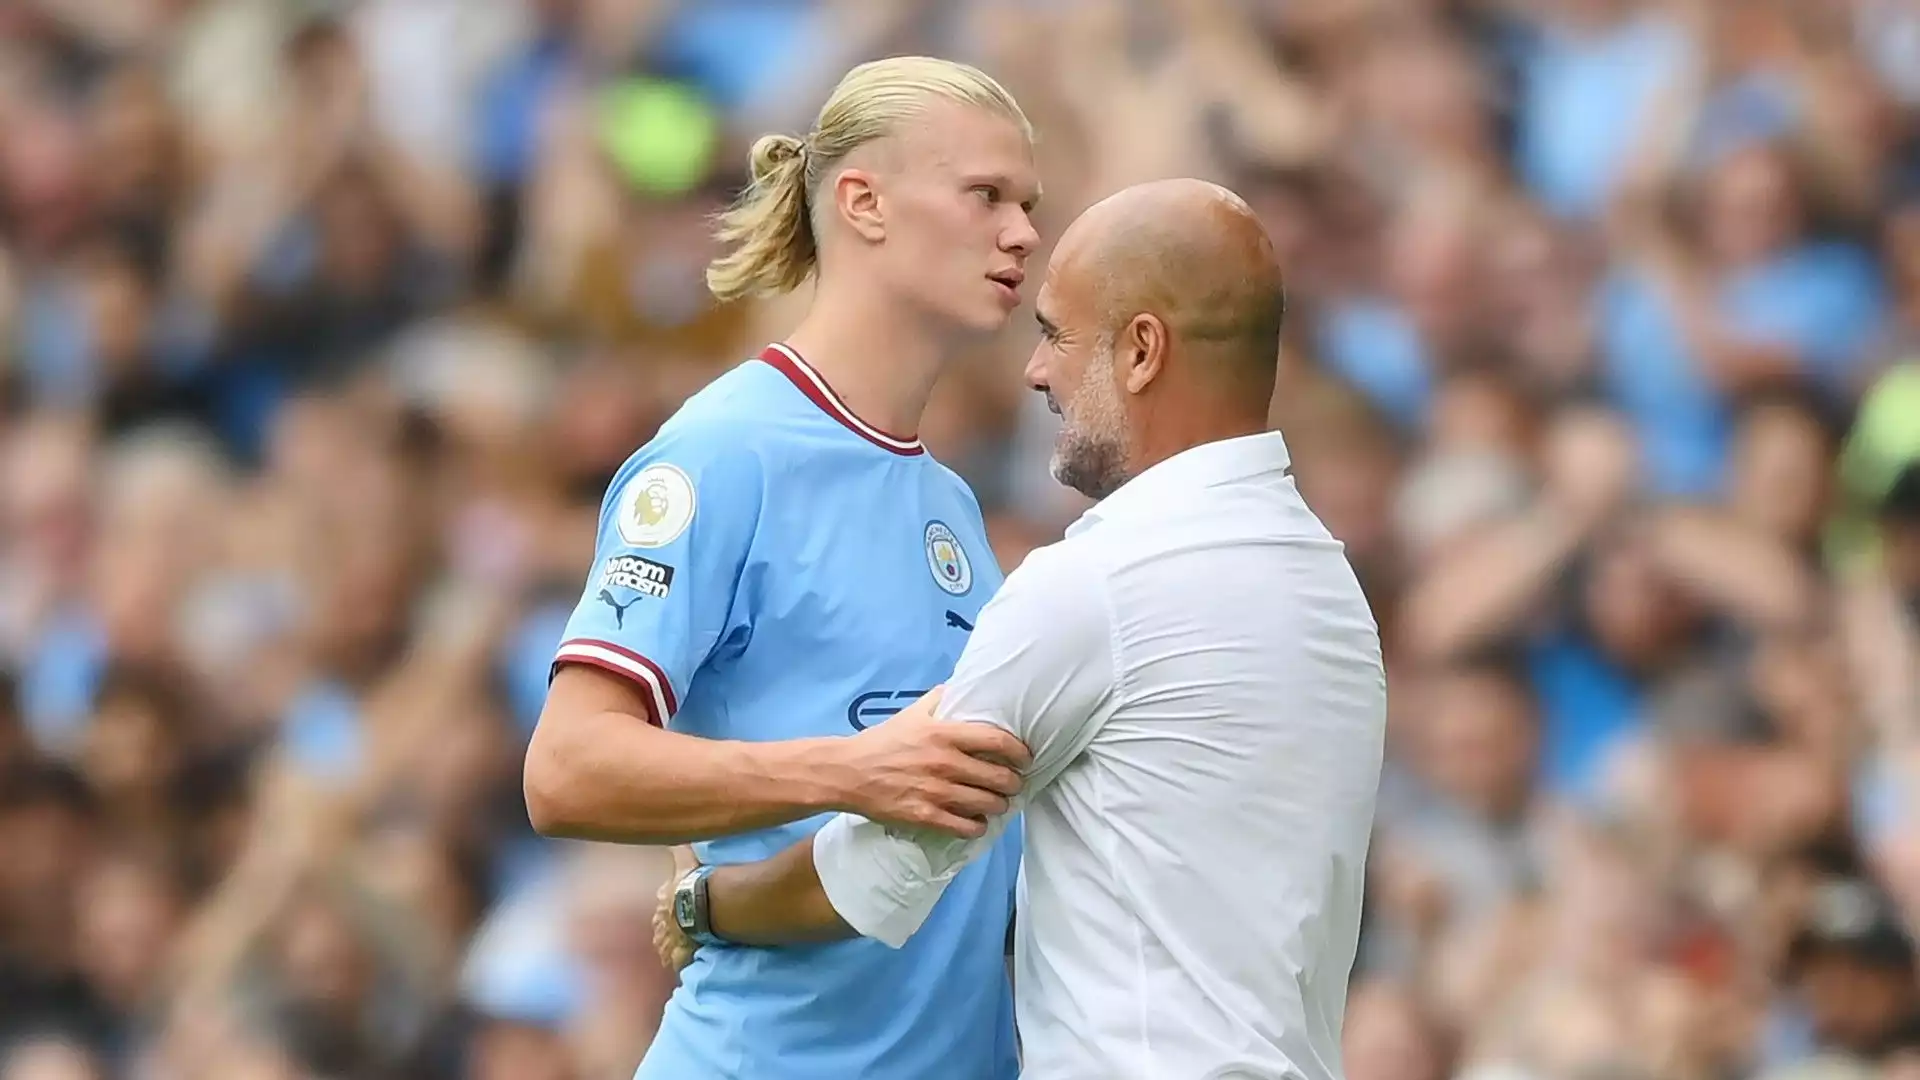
[954,300,1016,336]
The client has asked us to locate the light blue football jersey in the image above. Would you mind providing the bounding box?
[552,343,1021,1080]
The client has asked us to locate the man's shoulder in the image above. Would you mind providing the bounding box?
[657,359,944,476]
[657,359,802,443]
[622,360,847,483]
[990,537,1108,615]
[918,452,981,497]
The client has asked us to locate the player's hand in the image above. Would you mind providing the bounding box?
[832,686,1033,839]
[653,905,695,975]
[653,846,700,976]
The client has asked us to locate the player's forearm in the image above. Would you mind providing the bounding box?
[707,838,857,945]
[524,713,848,845]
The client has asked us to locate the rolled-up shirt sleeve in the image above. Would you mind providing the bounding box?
[813,544,1117,947]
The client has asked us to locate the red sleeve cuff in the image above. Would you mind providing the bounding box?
[551,639,678,725]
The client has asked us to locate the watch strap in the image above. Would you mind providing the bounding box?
[675,865,725,947]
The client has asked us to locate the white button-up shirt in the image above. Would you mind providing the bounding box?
[814,431,1388,1080]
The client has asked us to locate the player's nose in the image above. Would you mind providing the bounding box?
[1002,211,1039,258]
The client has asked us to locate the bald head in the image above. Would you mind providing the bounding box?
[1025,179,1285,501]
[1051,179,1285,384]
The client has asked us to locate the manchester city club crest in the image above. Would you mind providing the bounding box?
[924,520,973,596]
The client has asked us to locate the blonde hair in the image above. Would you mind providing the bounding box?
[705,56,1032,303]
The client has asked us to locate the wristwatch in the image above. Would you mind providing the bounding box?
[672,865,725,947]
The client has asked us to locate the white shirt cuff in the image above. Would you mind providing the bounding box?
[812,814,946,949]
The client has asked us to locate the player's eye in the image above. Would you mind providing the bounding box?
[972,185,1000,205]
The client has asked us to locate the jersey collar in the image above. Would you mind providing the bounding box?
[758,343,926,456]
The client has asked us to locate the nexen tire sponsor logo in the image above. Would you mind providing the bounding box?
[847,690,931,731]
[601,555,674,599]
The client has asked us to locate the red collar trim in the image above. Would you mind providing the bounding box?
[758,343,925,456]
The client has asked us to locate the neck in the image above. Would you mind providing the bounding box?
[1126,394,1270,479]
[782,279,954,440]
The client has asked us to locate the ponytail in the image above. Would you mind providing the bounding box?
[705,134,817,302]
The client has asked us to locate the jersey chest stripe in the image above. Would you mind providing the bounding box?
[555,639,677,722]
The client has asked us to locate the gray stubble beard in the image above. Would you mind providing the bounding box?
[1049,343,1132,502]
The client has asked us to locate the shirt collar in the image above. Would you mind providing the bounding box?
[1065,431,1293,538]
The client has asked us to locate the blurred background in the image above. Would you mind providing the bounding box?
[0,0,1918,1077]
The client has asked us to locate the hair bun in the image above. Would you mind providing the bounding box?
[749,134,807,181]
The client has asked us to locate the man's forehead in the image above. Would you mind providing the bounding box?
[1034,267,1094,326]
[1048,223,1098,274]
[1041,240,1097,299]
[1033,282,1058,320]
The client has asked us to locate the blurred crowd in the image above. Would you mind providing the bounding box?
[1,0,1919,1078]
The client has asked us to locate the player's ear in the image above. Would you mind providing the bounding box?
[831,168,887,243]
[1120,313,1166,395]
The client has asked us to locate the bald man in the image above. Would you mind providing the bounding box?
[661,180,1387,1079]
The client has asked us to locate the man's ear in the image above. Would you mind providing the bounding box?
[1121,313,1167,395]
[832,169,886,243]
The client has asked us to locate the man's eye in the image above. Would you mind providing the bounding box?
[973,186,999,204]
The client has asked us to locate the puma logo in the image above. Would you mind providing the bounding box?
[599,589,638,628]
[946,610,974,632]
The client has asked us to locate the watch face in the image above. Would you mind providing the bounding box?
[674,889,695,928]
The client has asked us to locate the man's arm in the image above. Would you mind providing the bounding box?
[526,667,839,843]
[706,835,853,944]
[526,669,1029,845]
[666,827,1027,952]
[524,429,1029,847]
[687,545,1113,948]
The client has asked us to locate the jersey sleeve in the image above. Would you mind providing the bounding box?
[551,425,764,726]
[812,546,1114,947]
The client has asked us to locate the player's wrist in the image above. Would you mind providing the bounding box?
[672,865,726,947]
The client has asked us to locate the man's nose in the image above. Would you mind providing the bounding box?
[1003,213,1039,258]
